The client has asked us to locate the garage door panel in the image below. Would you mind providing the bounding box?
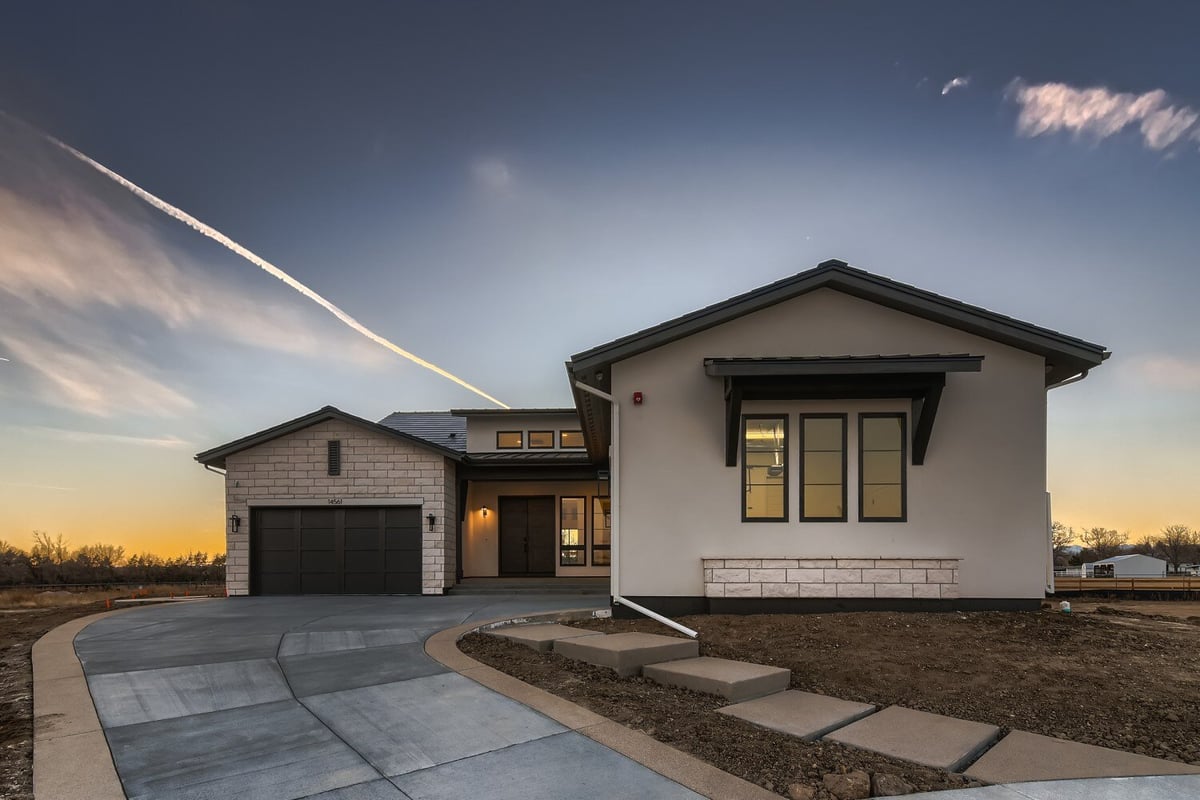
[261,530,298,551]
[300,508,336,527]
[385,508,419,527]
[345,572,385,594]
[344,508,380,527]
[300,550,336,572]
[385,571,420,594]
[300,573,339,594]
[301,529,335,550]
[385,528,421,550]
[260,573,299,594]
[258,509,295,528]
[344,550,379,573]
[345,528,379,551]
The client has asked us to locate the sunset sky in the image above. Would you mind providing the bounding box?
[2,2,1198,557]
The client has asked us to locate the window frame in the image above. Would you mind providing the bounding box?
[559,496,587,566]
[741,414,789,523]
[591,496,611,566]
[528,430,555,449]
[559,430,585,449]
[496,430,523,450]
[798,413,848,522]
[858,412,908,523]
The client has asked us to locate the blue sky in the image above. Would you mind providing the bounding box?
[1,2,1198,554]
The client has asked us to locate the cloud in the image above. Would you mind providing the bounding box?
[0,482,76,492]
[941,76,970,96]
[1136,355,1200,390]
[1006,79,1200,151]
[8,425,191,448]
[471,157,513,191]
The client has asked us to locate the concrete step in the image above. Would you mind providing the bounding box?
[718,690,876,740]
[823,705,1001,772]
[486,623,603,653]
[642,657,790,702]
[964,731,1200,784]
[553,632,698,677]
[451,578,609,596]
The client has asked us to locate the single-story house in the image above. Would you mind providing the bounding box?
[196,259,1109,612]
[1084,554,1167,578]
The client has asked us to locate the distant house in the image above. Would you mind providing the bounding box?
[196,260,1109,611]
[1085,554,1167,578]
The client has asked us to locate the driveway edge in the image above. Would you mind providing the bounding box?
[425,610,778,800]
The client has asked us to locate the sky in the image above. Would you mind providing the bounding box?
[1,1,1198,557]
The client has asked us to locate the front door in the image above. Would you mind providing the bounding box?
[498,495,556,575]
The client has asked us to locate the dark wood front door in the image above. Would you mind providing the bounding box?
[498,496,556,575]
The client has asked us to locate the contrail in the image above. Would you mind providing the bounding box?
[9,115,508,408]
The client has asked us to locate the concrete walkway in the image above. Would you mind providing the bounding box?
[38,596,709,800]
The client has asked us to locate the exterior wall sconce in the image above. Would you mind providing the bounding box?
[481,506,489,518]
[426,513,436,531]
[230,514,241,533]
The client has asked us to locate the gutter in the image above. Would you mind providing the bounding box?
[203,464,226,476]
[573,380,699,639]
[1046,369,1089,391]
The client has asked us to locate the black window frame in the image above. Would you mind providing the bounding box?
[591,496,611,566]
[528,430,555,449]
[798,413,848,522]
[496,430,523,450]
[559,430,585,449]
[741,414,789,523]
[858,412,908,522]
[559,496,587,566]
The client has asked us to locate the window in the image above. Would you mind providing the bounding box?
[592,497,611,565]
[742,416,787,521]
[560,430,585,449]
[528,431,554,449]
[560,497,586,566]
[496,431,523,449]
[800,415,846,521]
[860,414,906,521]
[327,440,341,476]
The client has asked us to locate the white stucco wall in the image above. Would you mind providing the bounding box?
[464,413,586,453]
[611,288,1049,600]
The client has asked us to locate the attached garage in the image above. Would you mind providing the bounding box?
[251,506,423,595]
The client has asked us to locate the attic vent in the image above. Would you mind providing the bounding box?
[327,440,341,476]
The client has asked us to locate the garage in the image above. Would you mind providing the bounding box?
[250,506,423,595]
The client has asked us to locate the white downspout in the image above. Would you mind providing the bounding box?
[574,380,699,639]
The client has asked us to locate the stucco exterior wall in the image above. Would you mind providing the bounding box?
[463,479,612,577]
[223,418,455,596]
[464,413,586,453]
[611,288,1049,600]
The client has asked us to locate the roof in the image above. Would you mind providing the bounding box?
[465,451,593,465]
[1092,554,1164,564]
[449,408,577,416]
[378,411,466,453]
[195,406,464,469]
[703,354,984,377]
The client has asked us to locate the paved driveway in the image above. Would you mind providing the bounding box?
[75,596,701,800]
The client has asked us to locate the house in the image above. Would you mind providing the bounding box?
[196,259,1109,611]
[1084,554,1166,578]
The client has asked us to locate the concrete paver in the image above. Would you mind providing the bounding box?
[280,641,448,697]
[717,689,877,740]
[643,656,790,701]
[824,705,1001,772]
[964,730,1200,784]
[392,730,702,800]
[75,630,283,674]
[554,631,699,676]
[486,622,603,651]
[906,775,1200,799]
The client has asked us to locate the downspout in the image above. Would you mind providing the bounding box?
[204,464,226,476]
[574,380,699,639]
[1044,370,1087,594]
[1046,369,1088,391]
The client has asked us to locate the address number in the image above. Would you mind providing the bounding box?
[327,498,343,505]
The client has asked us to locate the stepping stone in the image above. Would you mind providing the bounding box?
[964,730,1200,784]
[485,624,603,653]
[823,705,1000,772]
[553,632,699,677]
[718,690,876,740]
[643,657,789,702]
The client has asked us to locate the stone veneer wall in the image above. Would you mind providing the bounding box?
[224,418,455,596]
[702,558,960,599]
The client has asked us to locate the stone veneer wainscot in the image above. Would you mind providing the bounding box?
[702,558,960,599]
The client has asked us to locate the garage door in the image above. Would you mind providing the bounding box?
[251,506,423,595]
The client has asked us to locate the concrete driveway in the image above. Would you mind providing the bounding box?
[72,596,702,800]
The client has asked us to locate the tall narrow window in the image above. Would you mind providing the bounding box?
[800,415,846,521]
[592,497,611,566]
[860,414,907,521]
[742,416,787,521]
[327,440,341,476]
[560,497,586,566]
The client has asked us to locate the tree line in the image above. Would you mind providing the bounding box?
[1052,522,1199,573]
[0,531,226,586]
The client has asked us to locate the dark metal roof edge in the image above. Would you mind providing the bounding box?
[568,260,1109,373]
[449,407,578,416]
[195,406,464,468]
[703,354,985,376]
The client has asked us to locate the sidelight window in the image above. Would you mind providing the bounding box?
[859,414,907,521]
[799,415,847,521]
[560,497,586,565]
[742,416,788,521]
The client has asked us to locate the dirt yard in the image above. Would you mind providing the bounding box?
[459,604,1200,798]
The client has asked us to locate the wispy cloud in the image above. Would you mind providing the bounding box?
[1136,355,1200,391]
[1006,79,1200,151]
[0,481,77,492]
[941,76,970,96]
[8,425,191,448]
[471,157,513,191]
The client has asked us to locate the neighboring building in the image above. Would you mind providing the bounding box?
[196,259,1109,610]
[1084,554,1167,578]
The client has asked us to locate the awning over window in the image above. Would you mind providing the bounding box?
[704,355,984,468]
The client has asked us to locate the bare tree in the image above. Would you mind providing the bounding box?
[1158,524,1197,574]
[1079,527,1127,560]
[30,531,70,565]
[1051,521,1074,559]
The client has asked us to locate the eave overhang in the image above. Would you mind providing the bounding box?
[707,355,984,468]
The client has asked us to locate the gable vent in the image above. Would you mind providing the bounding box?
[327,440,341,476]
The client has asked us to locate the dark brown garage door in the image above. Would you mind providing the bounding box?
[251,506,422,594]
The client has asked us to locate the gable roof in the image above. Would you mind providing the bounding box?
[378,411,467,453]
[569,259,1110,387]
[195,406,464,469]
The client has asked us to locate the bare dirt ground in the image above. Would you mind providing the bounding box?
[460,604,1200,798]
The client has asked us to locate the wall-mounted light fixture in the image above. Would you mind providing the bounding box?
[481,505,489,518]
[426,513,436,531]
[229,513,241,533]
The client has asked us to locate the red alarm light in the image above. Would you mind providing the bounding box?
[633,391,643,404]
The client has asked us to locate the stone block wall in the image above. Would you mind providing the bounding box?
[224,418,455,596]
[702,558,960,599]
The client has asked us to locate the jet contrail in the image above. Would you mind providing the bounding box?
[10,115,508,408]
